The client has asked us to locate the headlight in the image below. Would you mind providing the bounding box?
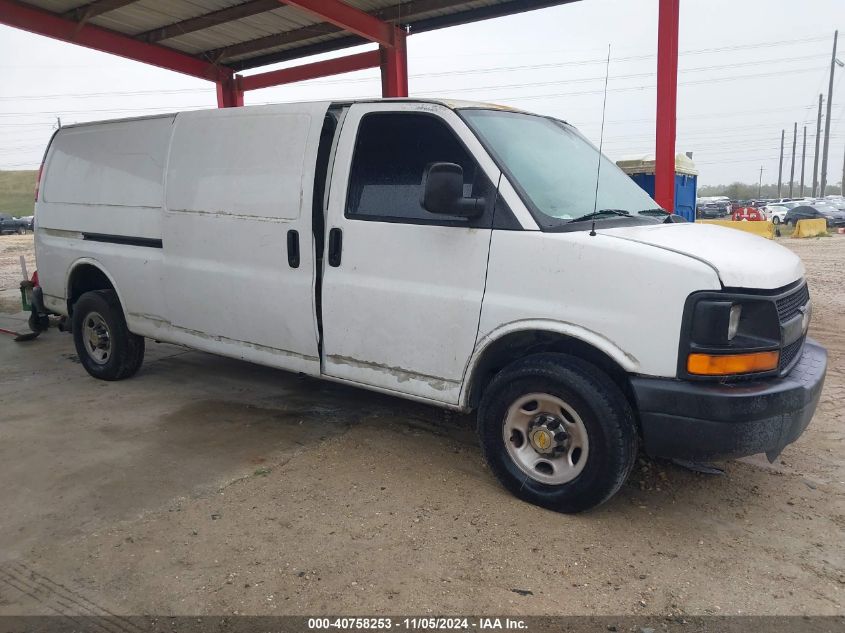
[681,293,781,378]
[728,304,741,340]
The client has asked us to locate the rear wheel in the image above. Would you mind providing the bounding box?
[72,290,144,381]
[477,353,638,513]
[772,216,781,225]
[16,226,25,235]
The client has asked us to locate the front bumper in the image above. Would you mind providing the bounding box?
[631,338,827,462]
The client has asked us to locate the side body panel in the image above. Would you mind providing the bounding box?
[471,229,721,392]
[320,102,501,405]
[161,103,330,374]
[34,115,173,322]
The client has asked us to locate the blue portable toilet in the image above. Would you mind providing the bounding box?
[616,154,698,222]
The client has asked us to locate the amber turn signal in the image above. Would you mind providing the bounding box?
[687,351,779,376]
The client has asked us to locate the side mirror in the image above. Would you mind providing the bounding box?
[421,162,484,217]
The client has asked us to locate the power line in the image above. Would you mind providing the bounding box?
[1,63,822,119]
[483,65,824,103]
[0,37,831,100]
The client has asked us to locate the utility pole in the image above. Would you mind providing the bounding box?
[820,30,839,196]
[800,125,807,197]
[789,122,797,198]
[813,94,823,196]
[758,166,764,198]
[777,129,784,197]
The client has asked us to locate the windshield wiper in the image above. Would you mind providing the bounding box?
[569,209,633,222]
[636,208,669,216]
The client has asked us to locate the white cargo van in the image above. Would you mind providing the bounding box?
[32,99,826,512]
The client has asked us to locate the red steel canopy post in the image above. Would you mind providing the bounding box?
[380,28,409,98]
[655,0,679,211]
[216,73,244,108]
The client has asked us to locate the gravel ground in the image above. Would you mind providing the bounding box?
[0,232,842,617]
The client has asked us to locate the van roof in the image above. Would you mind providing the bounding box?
[56,98,527,130]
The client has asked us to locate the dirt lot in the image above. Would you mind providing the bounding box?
[0,232,842,617]
[0,233,34,314]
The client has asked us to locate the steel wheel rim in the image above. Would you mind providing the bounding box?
[82,311,111,365]
[503,392,590,485]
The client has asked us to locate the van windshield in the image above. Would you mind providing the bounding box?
[461,109,661,230]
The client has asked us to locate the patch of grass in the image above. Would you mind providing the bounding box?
[0,170,38,217]
[253,467,271,477]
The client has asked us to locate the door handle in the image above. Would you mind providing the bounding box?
[287,230,300,268]
[328,228,342,267]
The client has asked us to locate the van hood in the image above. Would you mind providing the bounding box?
[597,223,804,289]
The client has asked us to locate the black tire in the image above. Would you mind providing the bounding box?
[72,290,144,381]
[785,219,793,227]
[477,353,638,513]
[17,226,25,235]
[772,216,780,225]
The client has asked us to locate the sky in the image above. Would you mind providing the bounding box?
[1,0,844,189]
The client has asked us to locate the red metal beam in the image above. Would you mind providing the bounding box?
[380,30,408,98]
[240,50,380,92]
[655,0,679,211]
[0,0,230,82]
[279,0,396,47]
[216,73,244,107]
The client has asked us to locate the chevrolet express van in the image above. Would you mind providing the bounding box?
[32,99,827,512]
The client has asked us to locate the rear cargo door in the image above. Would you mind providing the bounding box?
[163,103,330,375]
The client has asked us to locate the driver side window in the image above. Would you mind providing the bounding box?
[345,112,483,225]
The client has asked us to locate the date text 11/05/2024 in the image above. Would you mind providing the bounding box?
[307,618,528,630]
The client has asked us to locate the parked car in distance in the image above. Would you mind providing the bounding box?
[777,200,809,211]
[816,197,845,212]
[20,215,35,230]
[0,213,29,235]
[32,99,827,514]
[765,205,789,224]
[697,202,729,219]
[784,204,845,228]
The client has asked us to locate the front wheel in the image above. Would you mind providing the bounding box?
[17,226,25,235]
[72,290,145,381]
[477,353,638,513]
[772,216,781,225]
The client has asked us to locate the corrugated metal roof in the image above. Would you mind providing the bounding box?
[15,0,576,71]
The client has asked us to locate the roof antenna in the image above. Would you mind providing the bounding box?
[590,44,611,237]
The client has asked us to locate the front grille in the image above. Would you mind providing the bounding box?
[780,336,804,371]
[776,284,810,373]
[776,283,809,322]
